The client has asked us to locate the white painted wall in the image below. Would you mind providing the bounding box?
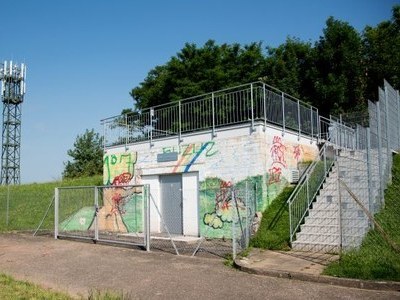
[104,122,320,236]
[182,172,199,236]
[140,175,160,233]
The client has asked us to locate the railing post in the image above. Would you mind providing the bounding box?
[150,108,154,147]
[178,101,182,142]
[102,120,106,152]
[250,83,255,132]
[263,83,267,132]
[297,100,301,140]
[212,92,216,137]
[54,188,59,239]
[281,92,285,136]
[125,113,128,150]
[323,146,327,175]
[310,108,314,142]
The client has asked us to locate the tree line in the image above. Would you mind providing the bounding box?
[130,6,400,117]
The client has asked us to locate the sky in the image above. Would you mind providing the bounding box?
[0,0,397,184]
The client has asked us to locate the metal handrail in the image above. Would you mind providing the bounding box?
[287,141,336,244]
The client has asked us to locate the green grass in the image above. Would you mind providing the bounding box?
[249,186,294,250]
[0,273,71,299]
[323,154,400,281]
[0,176,102,232]
[0,273,130,299]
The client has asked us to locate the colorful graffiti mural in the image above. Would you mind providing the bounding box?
[101,151,143,233]
[103,152,138,185]
[200,178,257,238]
[170,141,218,173]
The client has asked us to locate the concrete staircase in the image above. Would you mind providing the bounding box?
[291,149,377,253]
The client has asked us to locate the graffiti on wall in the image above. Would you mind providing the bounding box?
[168,141,218,173]
[103,152,138,185]
[101,151,143,233]
[200,178,251,238]
[293,145,302,161]
[267,136,305,184]
[268,136,287,184]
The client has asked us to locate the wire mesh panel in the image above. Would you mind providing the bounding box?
[337,149,370,251]
[96,185,148,246]
[55,185,149,248]
[56,187,96,240]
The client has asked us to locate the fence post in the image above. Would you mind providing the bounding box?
[250,83,255,132]
[212,92,216,137]
[384,85,391,150]
[337,155,343,253]
[281,92,285,136]
[6,184,10,226]
[54,188,59,239]
[94,187,99,241]
[366,128,374,217]
[376,101,384,205]
[245,181,249,247]
[145,185,151,251]
[397,90,400,149]
[289,200,293,244]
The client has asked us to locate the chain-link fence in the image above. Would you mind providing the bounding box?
[291,81,400,262]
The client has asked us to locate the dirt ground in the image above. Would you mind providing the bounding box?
[0,233,399,299]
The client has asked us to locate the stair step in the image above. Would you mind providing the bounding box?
[291,241,340,253]
[299,224,368,236]
[302,217,369,227]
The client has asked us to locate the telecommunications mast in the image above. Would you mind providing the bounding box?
[0,61,26,185]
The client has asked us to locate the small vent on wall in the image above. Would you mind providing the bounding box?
[288,169,300,184]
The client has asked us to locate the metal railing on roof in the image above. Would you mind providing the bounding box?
[101,82,325,148]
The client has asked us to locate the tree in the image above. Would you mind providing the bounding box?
[264,37,314,100]
[63,129,103,179]
[363,5,400,101]
[311,17,366,116]
[130,40,267,110]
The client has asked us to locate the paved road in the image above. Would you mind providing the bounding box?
[0,233,398,299]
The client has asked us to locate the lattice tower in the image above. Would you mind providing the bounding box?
[0,61,26,184]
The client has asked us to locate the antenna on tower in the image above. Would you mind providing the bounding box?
[0,61,26,185]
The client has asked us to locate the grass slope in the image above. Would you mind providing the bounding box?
[0,176,102,232]
[250,186,294,250]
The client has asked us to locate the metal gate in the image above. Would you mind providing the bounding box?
[55,185,150,249]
